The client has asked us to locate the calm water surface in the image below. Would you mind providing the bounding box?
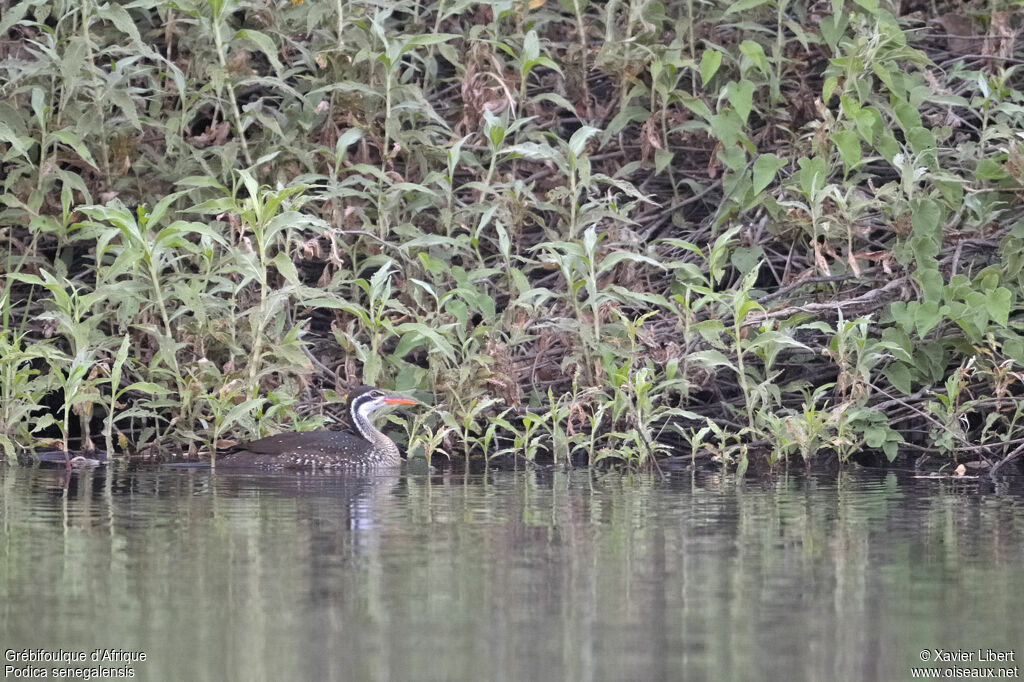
[1,465,1023,681]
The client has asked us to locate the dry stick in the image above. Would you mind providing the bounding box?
[870,385,934,412]
[758,272,861,304]
[758,245,785,293]
[638,180,724,240]
[888,436,1024,459]
[950,239,964,277]
[896,435,1024,467]
[942,53,1024,66]
[958,437,1024,453]
[745,277,906,324]
[988,440,1024,480]
[302,342,339,380]
[779,238,798,286]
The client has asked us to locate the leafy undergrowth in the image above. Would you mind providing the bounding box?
[2,0,1023,475]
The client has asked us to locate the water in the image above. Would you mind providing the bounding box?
[1,465,1022,682]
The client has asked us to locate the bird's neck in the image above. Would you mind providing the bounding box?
[349,398,401,466]
[351,401,395,450]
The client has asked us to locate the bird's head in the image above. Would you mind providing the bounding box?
[347,385,418,425]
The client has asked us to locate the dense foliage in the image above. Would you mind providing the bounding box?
[1,0,1023,473]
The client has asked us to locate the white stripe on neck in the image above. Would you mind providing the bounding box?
[351,395,378,441]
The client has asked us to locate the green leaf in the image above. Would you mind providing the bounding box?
[876,130,900,163]
[880,326,913,362]
[502,142,558,161]
[795,156,828,200]
[919,343,947,385]
[831,130,861,171]
[122,381,170,395]
[915,269,944,303]
[726,80,755,123]
[147,190,188,228]
[884,362,912,394]
[8,272,45,288]
[890,301,915,332]
[907,126,935,156]
[568,125,600,159]
[606,106,651,136]
[708,111,742,147]
[864,424,887,448]
[49,129,100,170]
[964,291,991,335]
[725,0,769,13]
[911,236,940,267]
[177,176,228,189]
[738,40,769,75]
[31,87,46,131]
[0,121,34,162]
[871,61,901,99]
[186,197,238,214]
[914,300,942,339]
[731,246,764,274]
[401,33,461,50]
[1002,334,1024,365]
[111,334,131,396]
[689,349,737,372]
[0,2,30,37]
[736,452,749,477]
[985,288,1012,326]
[393,330,426,359]
[361,352,382,386]
[234,29,284,74]
[752,153,786,194]
[819,14,849,52]
[912,198,942,240]
[393,322,456,364]
[853,107,882,144]
[522,29,540,65]
[96,3,143,44]
[597,251,666,275]
[654,149,673,174]
[335,128,363,156]
[974,159,1009,181]
[892,100,922,131]
[677,93,713,121]
[822,76,839,103]
[271,252,300,286]
[881,439,899,462]
[700,50,723,87]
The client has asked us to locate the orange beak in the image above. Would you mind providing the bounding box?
[384,397,417,406]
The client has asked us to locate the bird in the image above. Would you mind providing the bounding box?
[215,386,418,470]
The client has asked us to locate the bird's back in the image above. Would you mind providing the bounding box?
[216,429,399,470]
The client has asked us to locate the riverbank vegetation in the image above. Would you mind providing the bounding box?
[2,0,1023,474]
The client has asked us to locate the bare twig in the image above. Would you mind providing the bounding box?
[989,440,1024,481]
[758,272,862,304]
[747,277,906,323]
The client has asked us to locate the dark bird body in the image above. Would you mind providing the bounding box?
[215,386,417,470]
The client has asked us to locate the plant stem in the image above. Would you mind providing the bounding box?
[571,0,591,117]
[734,311,755,430]
[211,9,253,166]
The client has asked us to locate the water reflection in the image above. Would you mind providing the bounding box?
[1,466,1022,681]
